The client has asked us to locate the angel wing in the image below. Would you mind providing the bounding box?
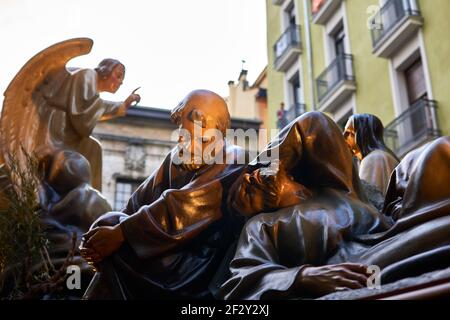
[0,37,94,169]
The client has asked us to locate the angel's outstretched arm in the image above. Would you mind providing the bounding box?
[99,88,141,121]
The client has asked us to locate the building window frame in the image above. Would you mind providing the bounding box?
[277,0,306,117]
[114,177,144,211]
[387,31,434,116]
[284,63,303,106]
[322,1,352,65]
[316,2,355,114]
[371,0,423,58]
[385,30,439,155]
[283,0,297,29]
[274,0,302,72]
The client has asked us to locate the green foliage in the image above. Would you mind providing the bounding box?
[0,149,50,299]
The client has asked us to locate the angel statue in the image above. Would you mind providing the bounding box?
[0,38,140,297]
[0,37,141,192]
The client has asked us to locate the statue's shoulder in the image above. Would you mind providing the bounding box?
[61,68,97,96]
[364,149,398,166]
[69,68,97,82]
[364,149,387,162]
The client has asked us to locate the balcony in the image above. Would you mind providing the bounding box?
[277,103,306,129]
[272,0,286,6]
[273,25,302,72]
[370,0,423,58]
[316,54,355,112]
[384,99,441,157]
[312,0,342,25]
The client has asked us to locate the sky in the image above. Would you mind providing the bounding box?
[0,0,267,109]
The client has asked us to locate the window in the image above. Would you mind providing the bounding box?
[285,2,296,28]
[115,179,144,210]
[384,28,439,155]
[316,6,355,111]
[404,58,427,136]
[333,26,346,58]
[274,0,301,72]
[405,58,427,104]
[284,73,304,123]
[290,73,302,105]
[288,5,296,26]
[371,0,423,57]
[332,25,346,81]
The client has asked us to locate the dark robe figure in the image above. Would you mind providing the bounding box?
[0,150,111,298]
[219,112,450,300]
[40,150,111,296]
[81,90,246,299]
[39,150,112,233]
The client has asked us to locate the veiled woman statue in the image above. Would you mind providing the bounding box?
[219,112,450,300]
[344,114,399,195]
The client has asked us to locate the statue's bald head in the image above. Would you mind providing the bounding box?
[171,89,231,134]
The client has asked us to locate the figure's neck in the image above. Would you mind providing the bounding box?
[96,72,109,93]
[97,79,107,93]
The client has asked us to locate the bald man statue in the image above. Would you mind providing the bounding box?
[80,90,247,299]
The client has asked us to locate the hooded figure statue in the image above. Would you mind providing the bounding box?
[219,112,450,300]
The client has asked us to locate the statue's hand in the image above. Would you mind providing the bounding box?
[79,243,101,272]
[124,87,141,108]
[295,263,369,297]
[259,170,281,209]
[79,225,125,266]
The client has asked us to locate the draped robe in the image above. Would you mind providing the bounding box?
[83,144,246,299]
[36,68,125,190]
[219,112,450,300]
[359,149,399,194]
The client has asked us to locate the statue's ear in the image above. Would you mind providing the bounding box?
[188,109,207,128]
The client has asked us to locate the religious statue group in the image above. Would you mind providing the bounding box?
[0,38,449,300]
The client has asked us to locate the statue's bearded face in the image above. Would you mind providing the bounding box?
[171,90,230,172]
[174,110,223,172]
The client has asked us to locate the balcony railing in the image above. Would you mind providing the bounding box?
[273,25,302,71]
[316,54,355,105]
[277,103,306,129]
[384,99,441,156]
[371,0,422,54]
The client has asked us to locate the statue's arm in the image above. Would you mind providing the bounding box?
[119,180,224,260]
[98,88,141,122]
[98,100,127,121]
[218,218,305,300]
